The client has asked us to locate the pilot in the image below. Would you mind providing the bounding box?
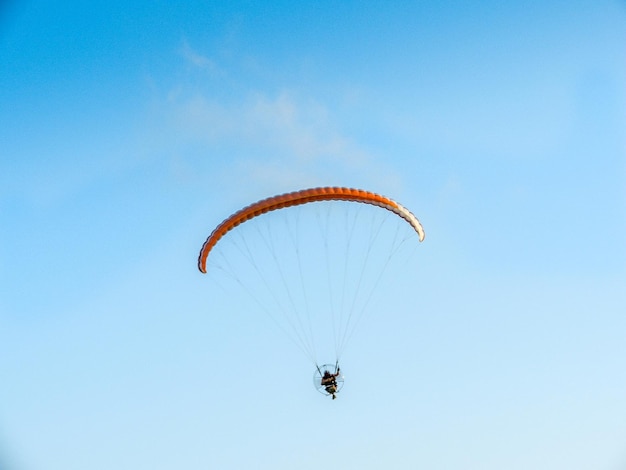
[320,369,340,399]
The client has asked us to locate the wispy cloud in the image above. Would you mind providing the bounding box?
[179,40,224,77]
[145,43,404,195]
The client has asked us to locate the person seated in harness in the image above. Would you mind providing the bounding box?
[320,368,341,399]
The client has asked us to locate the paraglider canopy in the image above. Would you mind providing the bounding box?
[198,187,424,273]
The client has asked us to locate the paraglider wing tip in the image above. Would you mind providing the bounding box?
[197,256,208,273]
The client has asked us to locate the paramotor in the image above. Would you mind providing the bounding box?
[198,186,425,399]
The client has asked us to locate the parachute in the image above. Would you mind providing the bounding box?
[198,187,424,272]
[198,187,425,397]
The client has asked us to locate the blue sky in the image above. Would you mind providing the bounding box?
[1,0,625,469]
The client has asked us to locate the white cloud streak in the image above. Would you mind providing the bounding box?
[179,40,224,77]
[145,43,404,195]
